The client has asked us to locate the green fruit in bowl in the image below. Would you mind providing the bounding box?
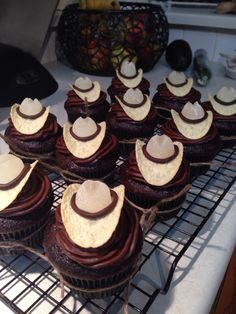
[111,45,137,69]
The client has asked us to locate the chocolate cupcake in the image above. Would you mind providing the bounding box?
[5,98,62,158]
[56,117,119,181]
[65,77,110,123]
[107,60,150,104]
[162,102,222,179]
[120,135,190,222]
[202,86,236,148]
[43,180,143,298]
[107,88,158,154]
[152,71,201,123]
[0,154,54,255]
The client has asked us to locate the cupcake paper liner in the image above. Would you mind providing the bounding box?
[0,213,50,256]
[60,262,138,299]
[125,187,188,222]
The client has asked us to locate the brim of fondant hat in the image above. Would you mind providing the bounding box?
[0,43,58,107]
[208,92,236,116]
[171,109,213,139]
[60,183,125,248]
[135,139,184,186]
[115,95,151,121]
[165,77,193,97]
[71,81,100,102]
[11,104,50,135]
[0,160,38,211]
[63,121,106,159]
[116,69,143,88]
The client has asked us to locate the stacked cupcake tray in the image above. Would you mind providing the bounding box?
[0,145,235,313]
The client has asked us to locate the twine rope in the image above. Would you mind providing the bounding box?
[125,184,191,232]
[0,241,141,314]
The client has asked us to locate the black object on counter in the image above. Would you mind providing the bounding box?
[165,39,192,71]
[0,44,58,107]
[193,49,212,86]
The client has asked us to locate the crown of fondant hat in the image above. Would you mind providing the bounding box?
[116,60,143,88]
[20,98,43,115]
[120,61,137,77]
[171,101,213,140]
[181,101,205,120]
[63,116,106,159]
[165,71,193,97]
[60,181,125,248]
[208,86,236,116]
[10,97,50,135]
[146,134,175,159]
[168,71,186,85]
[75,77,93,90]
[72,116,97,138]
[72,76,100,102]
[136,135,183,186]
[0,154,37,211]
[217,86,236,102]
[75,180,112,213]
[116,88,151,121]
[123,88,144,104]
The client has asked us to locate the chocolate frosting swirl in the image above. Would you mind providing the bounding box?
[0,168,52,217]
[152,83,201,110]
[56,132,118,165]
[6,113,60,141]
[55,204,141,269]
[71,190,118,219]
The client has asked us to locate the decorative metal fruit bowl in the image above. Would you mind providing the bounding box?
[56,2,169,76]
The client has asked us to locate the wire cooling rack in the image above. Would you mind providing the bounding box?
[0,145,235,314]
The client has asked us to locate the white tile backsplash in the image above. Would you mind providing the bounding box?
[213,32,236,62]
[182,29,217,61]
[168,28,184,44]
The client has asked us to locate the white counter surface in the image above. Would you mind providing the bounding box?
[0,58,235,314]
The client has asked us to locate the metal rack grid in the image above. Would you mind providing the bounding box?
[0,145,235,314]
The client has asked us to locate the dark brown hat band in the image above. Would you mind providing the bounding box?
[179,110,208,124]
[118,67,139,80]
[73,82,94,93]
[213,95,236,106]
[119,95,147,108]
[69,124,101,142]
[166,78,188,88]
[71,190,118,219]
[16,106,46,120]
[142,144,179,164]
[0,164,31,191]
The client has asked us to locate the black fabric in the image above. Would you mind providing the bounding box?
[0,43,58,107]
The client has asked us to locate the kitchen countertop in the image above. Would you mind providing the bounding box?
[0,58,235,314]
